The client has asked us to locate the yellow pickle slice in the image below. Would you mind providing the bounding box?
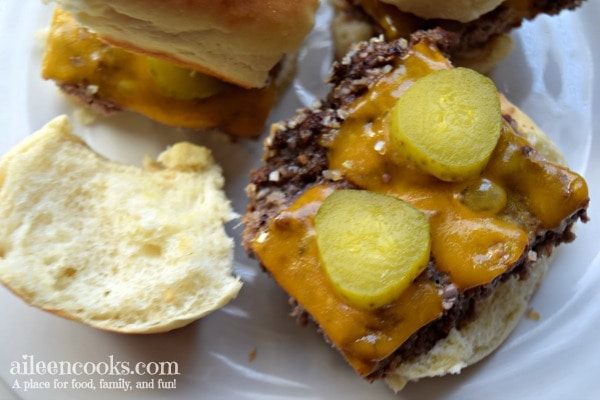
[147,57,225,100]
[315,189,431,309]
[389,67,502,182]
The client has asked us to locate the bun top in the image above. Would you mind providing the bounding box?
[49,0,319,88]
[380,0,505,22]
[0,116,242,333]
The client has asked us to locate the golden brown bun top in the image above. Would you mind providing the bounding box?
[380,0,505,22]
[49,0,319,88]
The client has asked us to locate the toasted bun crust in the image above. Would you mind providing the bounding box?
[0,116,242,333]
[380,0,505,22]
[49,0,319,88]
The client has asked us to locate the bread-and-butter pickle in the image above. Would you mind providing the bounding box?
[315,190,430,309]
[146,58,225,100]
[389,67,502,182]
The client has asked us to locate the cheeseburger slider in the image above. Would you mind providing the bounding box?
[242,31,589,391]
[41,0,319,137]
[330,0,585,72]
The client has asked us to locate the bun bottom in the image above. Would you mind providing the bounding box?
[385,254,551,391]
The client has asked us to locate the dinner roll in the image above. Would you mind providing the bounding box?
[0,116,241,333]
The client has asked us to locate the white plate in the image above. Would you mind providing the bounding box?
[1,2,599,399]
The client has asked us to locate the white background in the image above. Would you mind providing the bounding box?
[0,1,599,399]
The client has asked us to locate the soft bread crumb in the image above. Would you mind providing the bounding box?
[73,106,100,125]
[0,115,241,333]
[248,347,258,362]
[34,27,50,48]
[525,308,541,321]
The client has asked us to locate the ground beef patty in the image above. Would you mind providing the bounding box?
[243,30,458,246]
[242,32,589,380]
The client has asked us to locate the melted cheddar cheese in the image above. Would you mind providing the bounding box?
[252,42,588,376]
[42,9,277,138]
[253,185,444,376]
